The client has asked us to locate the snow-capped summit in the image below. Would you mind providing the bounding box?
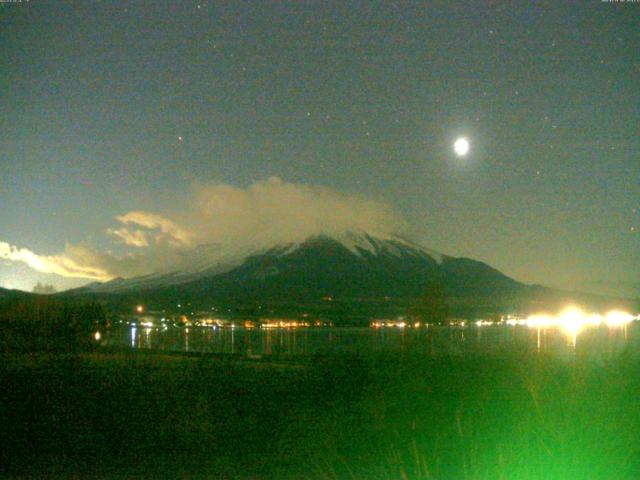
[79,231,447,294]
[75,231,443,293]
[329,231,443,263]
[73,231,521,302]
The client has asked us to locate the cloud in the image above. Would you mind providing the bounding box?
[189,177,407,247]
[0,241,112,281]
[107,228,149,247]
[0,241,187,282]
[115,211,194,247]
[0,178,407,282]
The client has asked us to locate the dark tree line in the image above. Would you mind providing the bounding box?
[0,297,107,353]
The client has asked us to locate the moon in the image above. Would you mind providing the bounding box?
[454,137,470,156]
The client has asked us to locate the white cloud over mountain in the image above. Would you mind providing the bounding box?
[1,178,407,282]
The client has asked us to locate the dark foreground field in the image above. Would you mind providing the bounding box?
[1,348,639,479]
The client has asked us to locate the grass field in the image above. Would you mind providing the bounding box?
[1,347,639,479]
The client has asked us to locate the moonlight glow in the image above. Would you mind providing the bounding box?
[454,137,470,156]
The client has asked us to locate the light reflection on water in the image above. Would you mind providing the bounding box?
[99,322,640,358]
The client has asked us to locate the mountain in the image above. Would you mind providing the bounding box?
[0,287,43,313]
[0,287,32,301]
[72,232,520,296]
[64,232,635,321]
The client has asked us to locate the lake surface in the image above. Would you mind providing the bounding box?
[98,322,640,359]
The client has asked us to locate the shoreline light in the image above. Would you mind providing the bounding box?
[605,310,636,327]
[514,307,638,333]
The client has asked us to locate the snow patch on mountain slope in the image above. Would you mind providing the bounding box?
[333,231,443,263]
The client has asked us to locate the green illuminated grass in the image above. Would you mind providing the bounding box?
[1,349,638,479]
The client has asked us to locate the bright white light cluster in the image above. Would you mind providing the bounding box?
[507,307,638,335]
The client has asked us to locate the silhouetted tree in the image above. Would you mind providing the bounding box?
[412,278,448,323]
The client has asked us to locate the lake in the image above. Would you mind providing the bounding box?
[99,321,640,359]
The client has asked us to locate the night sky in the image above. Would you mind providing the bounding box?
[1,0,638,296]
